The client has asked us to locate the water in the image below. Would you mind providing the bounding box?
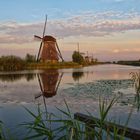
[0,64,140,138]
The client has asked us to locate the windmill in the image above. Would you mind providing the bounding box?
[34,15,64,62]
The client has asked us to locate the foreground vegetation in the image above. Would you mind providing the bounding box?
[0,97,133,140]
[0,54,81,71]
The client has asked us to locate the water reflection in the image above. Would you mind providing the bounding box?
[0,73,36,82]
[135,94,140,111]
[72,71,84,81]
[134,85,140,111]
[35,69,63,99]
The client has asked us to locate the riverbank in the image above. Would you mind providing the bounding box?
[117,60,140,67]
[26,61,105,70]
[0,57,102,71]
[26,61,82,70]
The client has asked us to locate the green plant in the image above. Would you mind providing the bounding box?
[22,100,85,140]
[130,71,140,110]
[85,96,133,140]
[21,97,133,140]
[0,120,4,140]
[85,97,118,139]
[130,71,140,94]
[52,99,85,140]
[21,105,54,140]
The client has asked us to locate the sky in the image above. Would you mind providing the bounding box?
[0,0,140,61]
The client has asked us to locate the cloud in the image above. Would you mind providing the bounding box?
[0,10,140,44]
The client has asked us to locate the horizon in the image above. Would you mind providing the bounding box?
[0,0,140,61]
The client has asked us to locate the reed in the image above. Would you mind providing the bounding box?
[21,97,132,140]
[130,71,140,110]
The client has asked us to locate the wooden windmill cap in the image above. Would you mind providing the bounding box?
[43,35,56,42]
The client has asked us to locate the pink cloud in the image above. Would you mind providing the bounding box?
[0,11,140,44]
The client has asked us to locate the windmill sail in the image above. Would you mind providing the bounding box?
[34,35,42,40]
[37,15,47,61]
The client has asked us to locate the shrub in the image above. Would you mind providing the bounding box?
[0,55,26,71]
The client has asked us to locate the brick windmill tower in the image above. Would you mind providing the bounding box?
[34,15,64,62]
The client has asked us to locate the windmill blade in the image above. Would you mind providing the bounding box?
[42,15,47,38]
[34,35,42,40]
[55,73,63,92]
[35,93,42,99]
[56,42,64,62]
[35,74,43,99]
[37,42,43,61]
[36,15,47,61]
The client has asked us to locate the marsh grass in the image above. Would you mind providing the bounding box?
[0,120,4,140]
[0,120,16,140]
[21,97,132,140]
[85,96,133,140]
[130,71,140,94]
[22,100,85,140]
[130,71,140,110]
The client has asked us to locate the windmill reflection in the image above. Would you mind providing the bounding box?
[72,71,84,81]
[36,69,63,98]
[35,69,63,110]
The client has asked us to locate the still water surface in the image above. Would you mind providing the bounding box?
[0,64,140,137]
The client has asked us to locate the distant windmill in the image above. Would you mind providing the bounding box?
[34,15,64,62]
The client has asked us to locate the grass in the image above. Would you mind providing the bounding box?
[0,120,4,140]
[26,61,82,70]
[19,97,132,140]
[0,98,134,140]
[130,71,140,111]
[130,71,140,94]
[0,55,83,71]
[0,55,102,71]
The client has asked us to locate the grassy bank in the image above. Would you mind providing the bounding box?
[26,61,83,70]
[0,55,83,71]
[117,60,140,66]
[0,55,102,71]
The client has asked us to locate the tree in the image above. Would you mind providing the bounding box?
[72,51,84,64]
[25,53,36,63]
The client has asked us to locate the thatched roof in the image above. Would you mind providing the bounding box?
[43,35,56,42]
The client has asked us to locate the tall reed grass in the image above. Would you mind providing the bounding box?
[130,71,140,110]
[21,97,131,140]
